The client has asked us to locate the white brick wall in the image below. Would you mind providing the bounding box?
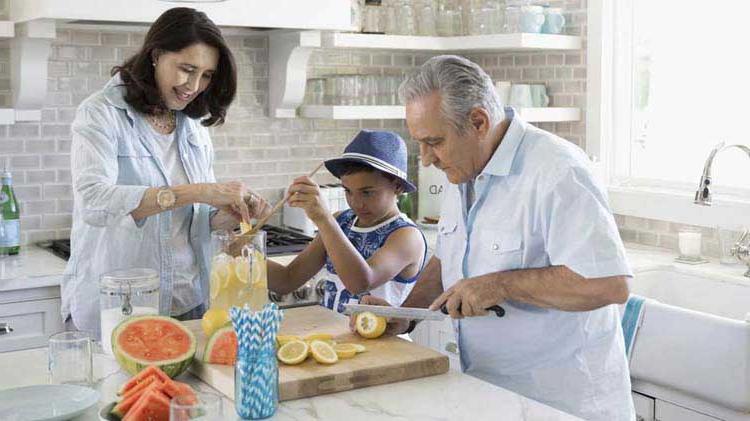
[0,0,588,246]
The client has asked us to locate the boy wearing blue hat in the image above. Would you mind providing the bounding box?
[267,130,427,313]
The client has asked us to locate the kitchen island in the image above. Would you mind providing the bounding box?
[0,347,581,420]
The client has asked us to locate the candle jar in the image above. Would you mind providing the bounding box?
[234,350,279,419]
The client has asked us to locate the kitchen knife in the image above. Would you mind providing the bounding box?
[342,303,505,321]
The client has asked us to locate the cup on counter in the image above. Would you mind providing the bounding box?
[520,5,545,33]
[170,392,224,421]
[542,7,566,34]
[48,331,93,386]
[530,84,549,107]
[677,228,703,260]
[718,227,743,265]
[509,84,534,108]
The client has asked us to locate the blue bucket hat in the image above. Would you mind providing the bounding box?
[324,130,416,193]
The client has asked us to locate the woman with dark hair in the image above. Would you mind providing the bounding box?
[62,7,269,336]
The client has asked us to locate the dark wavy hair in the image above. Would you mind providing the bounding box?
[111,7,236,126]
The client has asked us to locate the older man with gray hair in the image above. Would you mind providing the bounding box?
[359,55,635,420]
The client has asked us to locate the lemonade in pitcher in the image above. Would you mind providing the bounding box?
[209,230,268,312]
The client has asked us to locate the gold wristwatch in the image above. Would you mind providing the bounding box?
[156,187,176,210]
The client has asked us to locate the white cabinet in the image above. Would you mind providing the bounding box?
[633,392,655,421]
[655,400,722,421]
[409,318,460,371]
[0,298,64,352]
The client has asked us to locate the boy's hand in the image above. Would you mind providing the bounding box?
[287,176,330,224]
[348,295,412,336]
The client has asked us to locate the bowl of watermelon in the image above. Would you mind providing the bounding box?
[102,366,197,421]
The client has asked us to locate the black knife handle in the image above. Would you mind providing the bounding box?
[440,304,505,317]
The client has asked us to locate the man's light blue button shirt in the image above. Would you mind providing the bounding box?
[435,108,634,421]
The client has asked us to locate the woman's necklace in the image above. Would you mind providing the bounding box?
[147,110,176,134]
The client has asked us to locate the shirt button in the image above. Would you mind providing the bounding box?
[492,243,500,251]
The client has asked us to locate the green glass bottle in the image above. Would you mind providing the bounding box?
[0,169,20,255]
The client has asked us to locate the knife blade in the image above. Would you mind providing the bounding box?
[342,303,506,320]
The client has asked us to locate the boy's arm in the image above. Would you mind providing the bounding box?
[316,216,424,294]
[267,236,326,295]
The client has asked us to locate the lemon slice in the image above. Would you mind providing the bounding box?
[240,221,252,234]
[201,308,230,337]
[304,333,334,342]
[333,343,358,359]
[351,343,367,353]
[310,340,338,365]
[355,312,387,339]
[277,335,302,347]
[234,256,251,284]
[277,340,309,365]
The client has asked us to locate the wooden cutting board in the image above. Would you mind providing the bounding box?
[184,305,449,401]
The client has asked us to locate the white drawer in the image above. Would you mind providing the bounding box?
[0,298,65,352]
[655,400,722,421]
[633,391,655,421]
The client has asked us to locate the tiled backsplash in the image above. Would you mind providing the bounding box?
[0,0,590,246]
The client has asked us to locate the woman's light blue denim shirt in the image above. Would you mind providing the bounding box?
[62,75,216,336]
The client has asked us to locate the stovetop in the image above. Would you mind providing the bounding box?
[44,225,314,261]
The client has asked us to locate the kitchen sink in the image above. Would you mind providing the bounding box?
[627,265,750,418]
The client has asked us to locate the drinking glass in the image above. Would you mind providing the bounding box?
[48,331,93,386]
[718,227,743,265]
[170,392,224,421]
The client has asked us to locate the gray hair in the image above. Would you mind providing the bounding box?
[398,55,503,135]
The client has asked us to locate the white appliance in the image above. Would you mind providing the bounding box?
[417,163,448,222]
[283,184,348,237]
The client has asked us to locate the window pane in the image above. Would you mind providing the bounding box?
[629,0,750,192]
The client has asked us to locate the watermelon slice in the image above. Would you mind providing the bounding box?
[117,366,170,396]
[204,325,237,365]
[112,316,196,378]
[111,379,163,419]
[122,388,171,421]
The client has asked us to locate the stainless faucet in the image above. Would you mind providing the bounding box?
[694,141,750,277]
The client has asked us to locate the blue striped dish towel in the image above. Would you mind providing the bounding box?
[620,294,646,362]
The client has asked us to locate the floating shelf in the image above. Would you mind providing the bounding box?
[321,32,583,52]
[299,105,581,122]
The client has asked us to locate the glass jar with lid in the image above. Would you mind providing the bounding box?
[99,268,160,355]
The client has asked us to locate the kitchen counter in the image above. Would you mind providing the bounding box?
[0,245,67,291]
[0,347,581,420]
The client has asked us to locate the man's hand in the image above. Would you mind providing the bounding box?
[348,295,411,336]
[428,272,507,319]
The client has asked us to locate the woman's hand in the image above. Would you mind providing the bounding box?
[287,176,330,224]
[204,181,251,223]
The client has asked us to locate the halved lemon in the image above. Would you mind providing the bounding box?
[355,312,387,339]
[304,332,334,342]
[277,334,302,347]
[277,340,309,365]
[201,308,230,337]
[333,343,358,359]
[310,340,338,365]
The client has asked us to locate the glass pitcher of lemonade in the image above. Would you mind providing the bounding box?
[209,230,268,312]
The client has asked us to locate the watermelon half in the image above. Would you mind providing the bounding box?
[204,325,237,365]
[112,315,196,378]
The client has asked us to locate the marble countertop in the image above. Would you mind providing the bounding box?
[0,245,68,291]
[0,348,581,420]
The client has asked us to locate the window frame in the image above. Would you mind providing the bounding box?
[586,0,750,229]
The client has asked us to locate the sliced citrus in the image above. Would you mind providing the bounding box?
[333,343,358,359]
[239,222,252,234]
[351,343,367,353]
[304,333,334,342]
[277,335,302,347]
[355,312,387,339]
[310,340,338,365]
[277,340,309,365]
[234,256,251,284]
[201,308,230,337]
